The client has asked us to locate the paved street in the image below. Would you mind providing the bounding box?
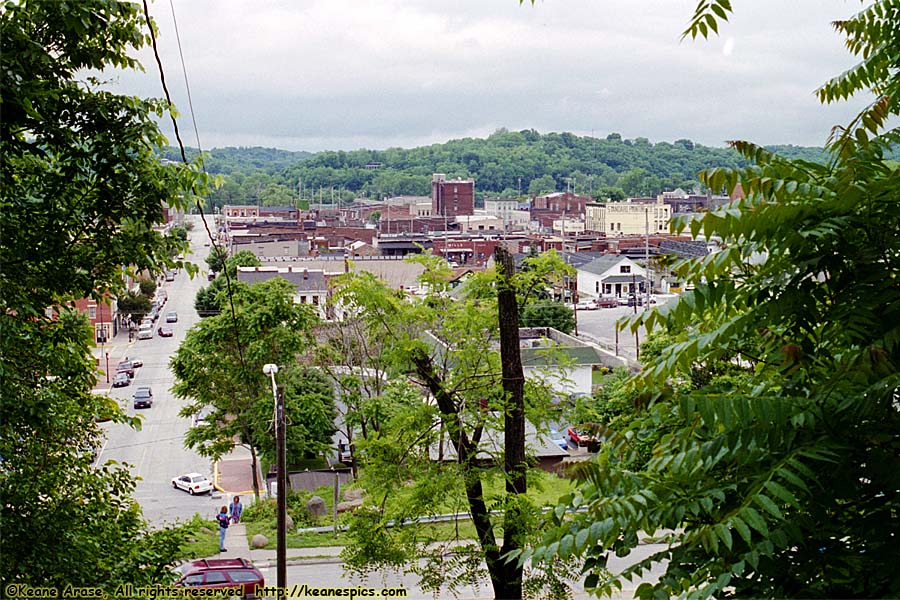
[573,296,677,364]
[97,215,226,526]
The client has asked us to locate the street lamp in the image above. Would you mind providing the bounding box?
[262,364,286,590]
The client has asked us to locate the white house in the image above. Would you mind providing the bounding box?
[576,255,647,298]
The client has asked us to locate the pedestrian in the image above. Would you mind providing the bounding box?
[229,495,243,524]
[216,505,229,552]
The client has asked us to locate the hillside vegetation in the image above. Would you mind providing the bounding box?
[165,130,839,208]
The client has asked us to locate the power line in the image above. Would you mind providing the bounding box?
[141,1,251,394]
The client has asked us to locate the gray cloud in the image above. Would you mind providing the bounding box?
[110,0,871,151]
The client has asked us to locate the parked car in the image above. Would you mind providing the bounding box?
[165,271,175,282]
[207,271,216,281]
[595,296,619,308]
[157,326,173,338]
[112,373,131,388]
[175,558,264,596]
[126,357,143,368]
[171,472,213,495]
[191,408,214,428]
[133,386,153,409]
[549,429,569,451]
[626,294,644,307]
[575,299,598,311]
[115,361,135,378]
[137,327,153,340]
[166,311,178,323]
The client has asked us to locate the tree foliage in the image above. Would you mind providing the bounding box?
[179,131,875,209]
[117,290,152,325]
[520,301,576,334]
[172,278,320,497]
[332,254,579,599]
[194,250,261,316]
[533,3,900,598]
[245,365,338,466]
[0,0,202,592]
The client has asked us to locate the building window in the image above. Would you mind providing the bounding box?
[620,265,631,274]
[312,296,319,306]
[300,296,307,304]
[88,306,96,319]
[595,282,600,293]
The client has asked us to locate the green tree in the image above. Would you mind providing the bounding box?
[520,301,575,334]
[173,278,319,498]
[593,186,626,201]
[617,167,650,197]
[206,246,228,274]
[117,290,153,325]
[169,225,188,241]
[0,0,201,592]
[245,365,338,467]
[194,250,261,316]
[224,250,261,277]
[528,174,557,195]
[534,3,900,597]
[334,254,576,600]
[138,277,157,298]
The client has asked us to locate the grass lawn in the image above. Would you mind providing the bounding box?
[242,469,574,550]
[176,515,223,559]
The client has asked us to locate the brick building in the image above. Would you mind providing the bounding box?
[431,174,475,218]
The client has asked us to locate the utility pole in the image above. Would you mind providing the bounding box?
[275,384,287,590]
[632,273,640,359]
[645,207,651,310]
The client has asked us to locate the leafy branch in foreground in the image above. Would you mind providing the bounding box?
[530,2,900,598]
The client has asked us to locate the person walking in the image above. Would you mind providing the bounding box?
[216,505,229,552]
[229,495,243,524]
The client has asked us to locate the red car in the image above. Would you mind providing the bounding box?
[157,326,174,337]
[567,425,600,447]
[176,558,264,597]
[595,296,619,308]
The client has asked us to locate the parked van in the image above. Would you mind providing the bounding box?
[137,326,153,340]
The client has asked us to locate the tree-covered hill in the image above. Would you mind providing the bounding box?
[160,146,313,174]
[167,131,850,208]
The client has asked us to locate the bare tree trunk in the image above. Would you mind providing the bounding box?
[410,349,507,600]
[494,245,526,600]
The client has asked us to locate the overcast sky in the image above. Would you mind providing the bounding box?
[110,0,871,152]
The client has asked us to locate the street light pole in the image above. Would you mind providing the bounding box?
[263,364,286,590]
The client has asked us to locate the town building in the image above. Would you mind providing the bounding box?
[236,266,328,318]
[576,255,647,298]
[585,196,671,236]
[431,173,475,218]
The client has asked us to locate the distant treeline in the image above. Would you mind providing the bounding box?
[160,129,869,209]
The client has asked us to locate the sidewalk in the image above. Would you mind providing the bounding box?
[215,454,259,496]
[92,325,136,393]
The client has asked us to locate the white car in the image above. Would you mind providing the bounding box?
[171,473,213,495]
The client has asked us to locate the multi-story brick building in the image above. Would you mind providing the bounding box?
[431,174,475,218]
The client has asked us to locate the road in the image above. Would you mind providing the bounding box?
[257,541,667,599]
[573,297,677,363]
[97,215,223,526]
